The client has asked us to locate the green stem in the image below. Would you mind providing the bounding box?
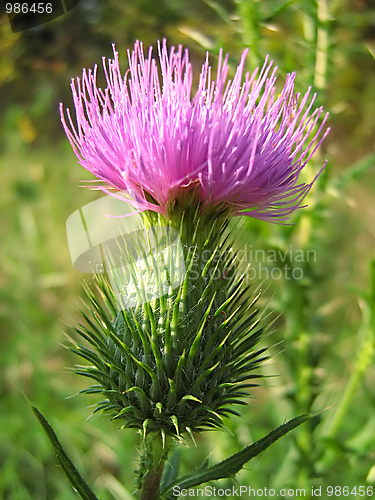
[286,266,315,482]
[315,263,375,473]
[324,315,374,439]
[295,332,314,466]
[235,0,260,69]
[140,461,165,500]
[314,0,329,90]
[139,433,170,500]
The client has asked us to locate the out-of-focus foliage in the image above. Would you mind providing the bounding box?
[0,0,374,498]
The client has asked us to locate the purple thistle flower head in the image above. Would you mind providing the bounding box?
[61,40,329,222]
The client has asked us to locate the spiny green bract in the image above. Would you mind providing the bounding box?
[69,215,270,440]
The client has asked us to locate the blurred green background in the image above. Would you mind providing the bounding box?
[1,0,375,498]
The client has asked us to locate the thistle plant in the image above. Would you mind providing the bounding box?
[33,40,329,500]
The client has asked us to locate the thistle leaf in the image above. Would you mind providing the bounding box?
[161,413,316,496]
[160,449,181,495]
[31,406,98,500]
